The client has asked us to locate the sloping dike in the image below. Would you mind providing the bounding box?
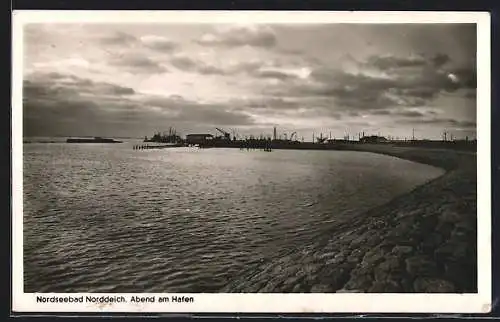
[222,145,477,293]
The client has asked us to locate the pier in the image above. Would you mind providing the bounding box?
[133,144,183,150]
[135,127,476,153]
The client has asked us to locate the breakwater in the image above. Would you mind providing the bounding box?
[222,145,477,293]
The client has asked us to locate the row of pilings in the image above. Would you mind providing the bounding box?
[132,140,276,151]
[132,144,171,150]
[238,140,273,151]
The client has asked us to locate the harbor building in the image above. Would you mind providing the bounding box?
[186,134,214,145]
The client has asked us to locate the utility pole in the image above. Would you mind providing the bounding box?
[412,128,415,141]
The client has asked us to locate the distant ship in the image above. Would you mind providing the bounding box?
[66,137,123,143]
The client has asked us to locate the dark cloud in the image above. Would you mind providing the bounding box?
[432,53,451,67]
[369,109,392,116]
[396,110,426,118]
[265,53,476,113]
[403,117,476,128]
[140,35,178,52]
[231,97,300,111]
[365,108,435,118]
[450,66,476,89]
[196,26,277,48]
[169,56,285,78]
[25,72,136,97]
[23,72,257,136]
[197,65,226,75]
[100,32,179,53]
[168,54,301,81]
[109,54,168,73]
[367,55,427,70]
[252,70,298,81]
[100,32,137,46]
[169,56,225,75]
[366,53,451,70]
[170,56,197,70]
[278,48,305,56]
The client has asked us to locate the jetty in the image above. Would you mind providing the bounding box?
[133,144,183,150]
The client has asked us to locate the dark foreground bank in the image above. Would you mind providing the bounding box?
[222,145,477,293]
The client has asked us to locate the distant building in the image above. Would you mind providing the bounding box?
[186,134,214,145]
[359,135,388,144]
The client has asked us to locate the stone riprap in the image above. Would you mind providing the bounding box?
[222,145,477,293]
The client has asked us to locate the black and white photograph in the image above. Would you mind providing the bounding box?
[12,11,491,313]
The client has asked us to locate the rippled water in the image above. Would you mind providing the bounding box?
[23,140,444,292]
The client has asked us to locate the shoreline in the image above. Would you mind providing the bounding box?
[222,145,477,293]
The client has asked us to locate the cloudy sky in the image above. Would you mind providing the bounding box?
[23,23,477,140]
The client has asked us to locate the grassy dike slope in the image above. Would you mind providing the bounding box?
[222,145,477,293]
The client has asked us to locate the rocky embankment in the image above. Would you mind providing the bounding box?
[222,145,477,293]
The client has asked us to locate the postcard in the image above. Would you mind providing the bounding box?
[11,10,491,313]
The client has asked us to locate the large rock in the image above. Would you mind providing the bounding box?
[434,241,469,263]
[361,247,387,268]
[374,257,403,281]
[364,234,382,247]
[419,214,439,231]
[435,221,455,238]
[439,209,462,223]
[392,245,414,257]
[347,249,364,264]
[405,255,438,277]
[413,277,455,293]
[344,266,374,291]
[317,265,353,291]
[385,228,409,243]
[420,233,444,254]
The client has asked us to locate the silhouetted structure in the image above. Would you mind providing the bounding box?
[67,137,122,143]
[186,134,214,145]
[144,127,182,143]
[360,135,388,144]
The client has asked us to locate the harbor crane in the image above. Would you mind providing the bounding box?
[290,132,297,141]
[216,127,231,140]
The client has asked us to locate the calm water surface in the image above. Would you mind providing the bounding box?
[23,140,444,292]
